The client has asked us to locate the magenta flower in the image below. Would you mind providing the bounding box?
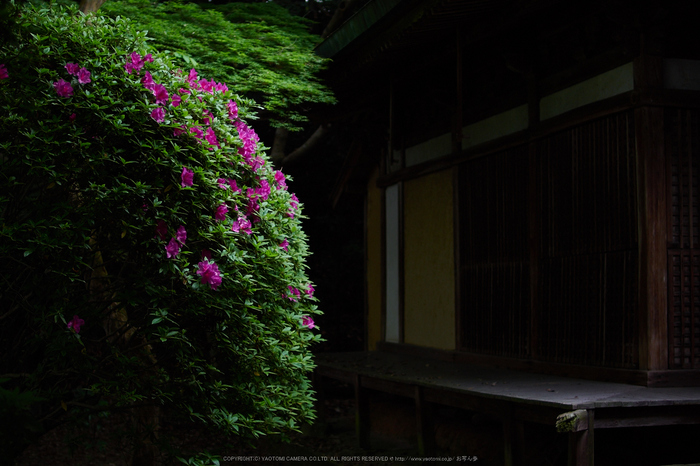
[181,167,194,187]
[67,315,85,333]
[215,82,228,93]
[255,179,271,201]
[275,171,287,190]
[151,107,165,123]
[227,100,238,121]
[144,53,153,63]
[306,284,315,297]
[201,249,212,261]
[53,79,73,98]
[197,260,222,290]
[155,219,168,240]
[231,216,252,235]
[205,128,219,149]
[69,113,77,122]
[214,203,228,221]
[153,83,169,105]
[230,180,241,193]
[199,78,214,94]
[141,71,155,92]
[65,63,80,75]
[301,316,315,329]
[171,94,181,107]
[190,126,204,140]
[280,239,289,252]
[287,286,300,302]
[176,225,187,245]
[187,68,199,88]
[165,238,180,258]
[0,64,8,80]
[217,178,229,189]
[78,67,91,84]
[202,109,212,125]
[173,126,186,137]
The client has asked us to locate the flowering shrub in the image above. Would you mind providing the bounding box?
[0,3,321,459]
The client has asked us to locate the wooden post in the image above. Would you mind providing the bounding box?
[354,374,371,449]
[634,51,668,371]
[557,409,594,466]
[414,385,435,456]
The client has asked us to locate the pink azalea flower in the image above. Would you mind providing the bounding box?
[67,315,85,333]
[227,100,238,121]
[53,79,73,98]
[125,52,150,75]
[141,71,155,91]
[151,107,165,123]
[190,126,204,140]
[171,94,181,107]
[199,78,214,94]
[187,69,199,88]
[205,127,219,149]
[78,67,91,84]
[301,315,315,329]
[178,88,191,95]
[0,64,8,79]
[155,219,168,240]
[217,178,229,189]
[165,237,180,258]
[181,167,194,187]
[153,83,168,105]
[274,171,287,190]
[228,179,241,193]
[279,239,289,252]
[65,63,80,75]
[197,260,222,290]
[215,82,228,93]
[255,179,271,201]
[231,216,252,235]
[202,109,212,125]
[173,126,186,137]
[250,157,265,173]
[201,249,212,261]
[69,113,77,122]
[176,225,187,244]
[290,193,299,210]
[287,286,300,302]
[306,284,315,297]
[214,203,228,221]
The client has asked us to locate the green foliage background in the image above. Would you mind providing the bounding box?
[0,3,322,462]
[100,0,336,130]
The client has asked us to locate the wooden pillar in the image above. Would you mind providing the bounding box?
[634,52,668,371]
[564,409,594,466]
[414,385,435,456]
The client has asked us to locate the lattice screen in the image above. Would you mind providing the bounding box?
[667,108,700,369]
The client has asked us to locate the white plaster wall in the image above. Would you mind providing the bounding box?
[385,183,401,343]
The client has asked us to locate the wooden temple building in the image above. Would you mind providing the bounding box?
[312,0,700,464]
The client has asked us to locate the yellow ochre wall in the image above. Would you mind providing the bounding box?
[402,169,455,350]
[366,166,383,350]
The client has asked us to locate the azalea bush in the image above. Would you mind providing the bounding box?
[0,3,321,462]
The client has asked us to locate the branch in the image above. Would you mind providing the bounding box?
[79,0,106,13]
[279,123,331,167]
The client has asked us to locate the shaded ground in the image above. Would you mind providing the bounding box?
[14,385,420,466]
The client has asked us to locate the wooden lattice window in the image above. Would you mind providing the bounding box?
[458,145,530,358]
[667,109,700,369]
